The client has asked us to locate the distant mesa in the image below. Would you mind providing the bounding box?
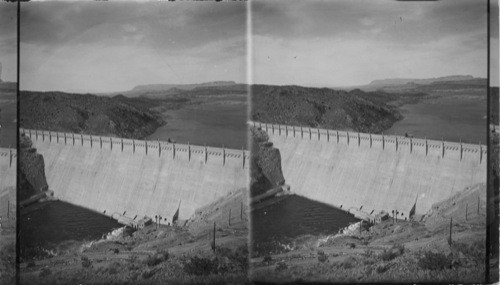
[131,81,238,92]
[103,81,243,98]
[367,75,476,87]
[347,75,487,92]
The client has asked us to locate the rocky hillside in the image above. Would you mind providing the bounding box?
[20,91,165,139]
[251,85,412,133]
[18,134,48,201]
[250,127,285,197]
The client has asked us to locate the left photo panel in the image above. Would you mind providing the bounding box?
[18,2,249,284]
[0,1,17,284]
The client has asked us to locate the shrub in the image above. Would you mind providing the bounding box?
[275,261,288,272]
[183,256,216,276]
[363,257,376,265]
[317,250,328,263]
[142,269,156,279]
[347,243,356,249]
[376,263,390,273]
[379,249,397,261]
[39,267,51,278]
[379,244,405,261]
[263,255,273,265]
[105,262,121,275]
[363,249,374,257]
[144,250,169,267]
[417,251,451,270]
[127,254,138,264]
[27,261,36,268]
[393,243,405,255]
[81,255,92,268]
[452,241,485,261]
[217,245,248,271]
[340,257,355,269]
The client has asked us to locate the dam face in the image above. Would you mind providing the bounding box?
[254,122,486,219]
[0,148,16,216]
[0,147,16,191]
[21,129,249,223]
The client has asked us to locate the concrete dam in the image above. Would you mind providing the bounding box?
[21,128,249,224]
[0,147,16,216]
[253,122,486,220]
[0,147,16,191]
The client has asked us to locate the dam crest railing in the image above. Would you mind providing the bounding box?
[250,121,486,163]
[20,128,249,168]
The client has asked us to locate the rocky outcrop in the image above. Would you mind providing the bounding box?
[250,127,285,197]
[18,134,48,201]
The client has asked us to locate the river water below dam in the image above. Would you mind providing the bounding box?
[19,201,121,261]
[251,195,359,256]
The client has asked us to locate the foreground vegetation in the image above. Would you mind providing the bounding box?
[20,190,249,284]
[0,188,16,284]
[251,185,487,283]
[0,217,16,284]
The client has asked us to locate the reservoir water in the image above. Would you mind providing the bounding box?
[146,95,248,149]
[385,97,486,144]
[20,201,121,261]
[251,195,359,256]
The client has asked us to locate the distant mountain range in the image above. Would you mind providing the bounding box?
[132,81,238,92]
[346,75,487,92]
[65,75,488,98]
[105,81,246,98]
[368,75,476,87]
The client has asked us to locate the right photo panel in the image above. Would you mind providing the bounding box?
[250,0,489,283]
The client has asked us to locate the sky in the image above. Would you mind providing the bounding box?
[0,3,17,83]
[251,0,489,87]
[20,2,247,93]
